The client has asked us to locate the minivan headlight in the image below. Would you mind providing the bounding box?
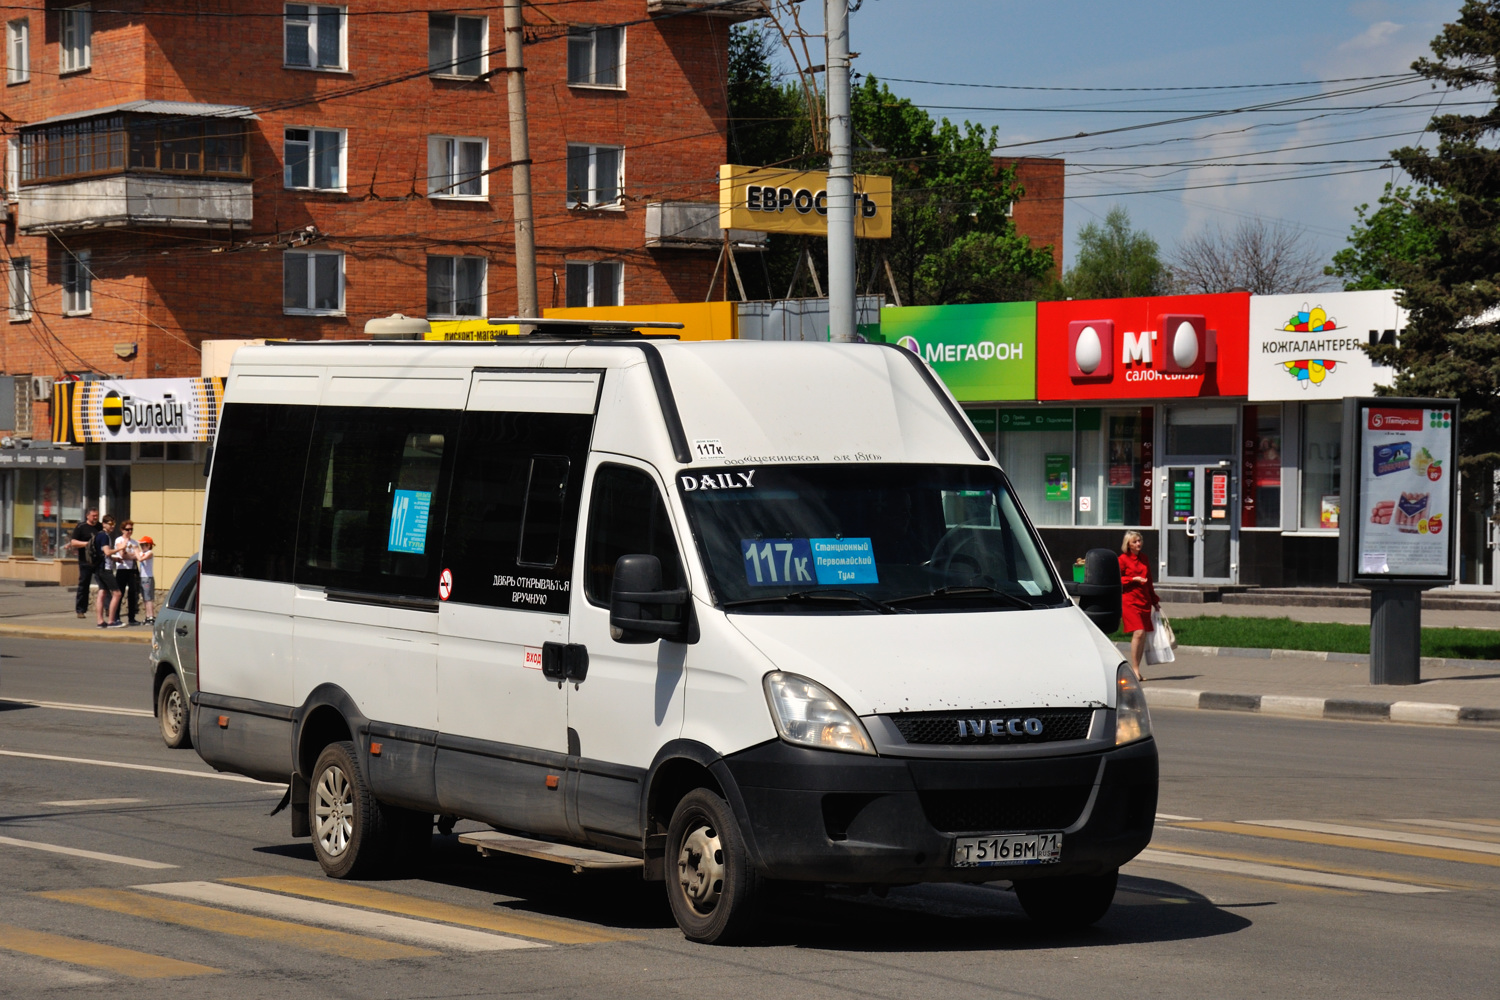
[763,672,875,755]
[1115,662,1152,745]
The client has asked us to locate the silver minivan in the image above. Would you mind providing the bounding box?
[149,557,199,749]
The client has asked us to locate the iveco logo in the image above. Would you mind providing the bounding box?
[958,717,1043,738]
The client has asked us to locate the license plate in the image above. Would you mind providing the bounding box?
[952,832,1062,867]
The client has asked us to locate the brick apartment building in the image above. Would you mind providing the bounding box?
[998,157,1064,282]
[0,0,756,417]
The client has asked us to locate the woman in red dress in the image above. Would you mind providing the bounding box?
[1118,530,1159,680]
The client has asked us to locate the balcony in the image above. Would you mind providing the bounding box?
[645,201,768,250]
[17,101,257,234]
[646,0,767,21]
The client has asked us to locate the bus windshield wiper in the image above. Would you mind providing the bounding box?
[887,586,1038,610]
[722,588,901,615]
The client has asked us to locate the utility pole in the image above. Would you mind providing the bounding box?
[824,0,855,342]
[504,0,538,318]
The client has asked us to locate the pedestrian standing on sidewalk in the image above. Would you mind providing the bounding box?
[136,536,157,624]
[115,521,142,625]
[1119,530,1160,681]
[66,507,100,618]
[92,515,124,628]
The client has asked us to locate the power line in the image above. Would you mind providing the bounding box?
[865,72,1423,93]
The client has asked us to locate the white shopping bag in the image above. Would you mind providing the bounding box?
[1144,609,1175,665]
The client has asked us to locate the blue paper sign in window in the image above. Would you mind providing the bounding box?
[740,536,878,587]
[388,489,433,554]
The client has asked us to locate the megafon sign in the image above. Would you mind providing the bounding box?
[1037,293,1249,400]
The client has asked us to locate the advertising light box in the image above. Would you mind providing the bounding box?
[883,302,1036,402]
[1247,290,1401,400]
[1339,397,1459,585]
[1036,293,1249,400]
[720,164,893,240]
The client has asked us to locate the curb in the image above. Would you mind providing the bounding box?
[0,623,152,644]
[1147,687,1500,729]
[1114,641,1500,672]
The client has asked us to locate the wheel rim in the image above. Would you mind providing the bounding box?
[161,686,185,740]
[676,820,725,914]
[314,764,354,858]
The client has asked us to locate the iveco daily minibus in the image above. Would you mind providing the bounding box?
[192,324,1156,943]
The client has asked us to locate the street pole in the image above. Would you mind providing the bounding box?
[504,0,539,318]
[824,0,855,342]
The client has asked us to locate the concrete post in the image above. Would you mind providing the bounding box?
[504,0,539,318]
[824,0,855,343]
[1369,586,1421,685]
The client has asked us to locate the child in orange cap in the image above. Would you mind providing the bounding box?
[136,536,157,624]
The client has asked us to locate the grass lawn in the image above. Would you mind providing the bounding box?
[1110,615,1500,661]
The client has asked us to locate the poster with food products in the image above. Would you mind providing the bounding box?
[1355,405,1455,578]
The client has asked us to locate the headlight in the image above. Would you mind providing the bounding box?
[1115,662,1152,745]
[763,672,875,755]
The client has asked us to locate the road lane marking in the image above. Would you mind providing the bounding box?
[135,882,542,952]
[1173,821,1500,868]
[0,698,153,718]
[1131,849,1444,894]
[1154,813,1202,822]
[0,835,177,870]
[38,889,436,961]
[0,750,282,786]
[0,950,109,986]
[0,923,218,979]
[227,875,634,944]
[40,798,145,807]
[1238,820,1500,856]
[1399,819,1500,837]
[1144,843,1473,890]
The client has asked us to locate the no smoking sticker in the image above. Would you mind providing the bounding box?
[438,568,453,601]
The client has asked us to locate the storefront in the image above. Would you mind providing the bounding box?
[0,444,86,580]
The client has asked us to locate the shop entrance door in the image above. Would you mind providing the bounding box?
[1160,465,1235,583]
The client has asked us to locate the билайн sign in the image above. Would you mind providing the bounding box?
[719,164,892,239]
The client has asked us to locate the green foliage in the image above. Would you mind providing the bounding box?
[1063,207,1170,300]
[1326,184,1441,292]
[1108,615,1500,660]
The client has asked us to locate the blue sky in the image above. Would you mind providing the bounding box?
[784,0,1459,275]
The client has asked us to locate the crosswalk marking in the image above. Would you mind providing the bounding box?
[39,798,145,807]
[0,698,154,718]
[38,889,437,961]
[1170,821,1500,868]
[1131,849,1445,895]
[0,949,109,987]
[0,749,281,785]
[1240,820,1500,856]
[135,882,542,952]
[0,922,219,979]
[1395,819,1500,838]
[0,835,177,869]
[226,875,635,945]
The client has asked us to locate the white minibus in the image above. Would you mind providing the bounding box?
[193,326,1156,943]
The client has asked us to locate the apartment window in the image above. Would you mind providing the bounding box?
[285,4,345,70]
[565,261,621,308]
[429,14,486,78]
[284,250,344,315]
[6,138,17,202]
[427,255,486,318]
[7,19,28,84]
[8,257,31,321]
[427,136,486,198]
[567,26,623,88]
[61,250,92,316]
[566,144,622,208]
[284,127,344,190]
[60,6,90,74]
[21,115,249,185]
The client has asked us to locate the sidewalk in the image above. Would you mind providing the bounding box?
[0,581,153,644]
[1160,600,1500,631]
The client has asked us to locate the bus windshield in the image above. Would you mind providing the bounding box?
[675,464,1065,615]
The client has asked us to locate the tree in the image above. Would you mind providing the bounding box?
[1170,217,1328,295]
[1380,0,1500,499]
[1325,184,1441,291]
[1063,207,1170,299]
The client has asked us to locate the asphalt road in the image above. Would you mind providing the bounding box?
[1,637,1497,999]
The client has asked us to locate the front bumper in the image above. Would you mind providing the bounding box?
[716,736,1157,883]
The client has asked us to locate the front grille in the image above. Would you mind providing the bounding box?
[889,708,1094,746]
[919,786,1092,834]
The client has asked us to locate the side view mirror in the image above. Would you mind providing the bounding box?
[609,553,691,644]
[1064,547,1121,635]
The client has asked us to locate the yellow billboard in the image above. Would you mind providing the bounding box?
[719,164,892,239]
[425,319,520,340]
[542,301,735,341]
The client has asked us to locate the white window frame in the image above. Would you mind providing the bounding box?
[59,5,90,74]
[565,261,623,308]
[426,255,487,319]
[567,26,624,90]
[428,14,487,79]
[566,143,624,210]
[7,18,29,84]
[283,250,345,316]
[427,135,488,200]
[284,4,347,72]
[8,257,31,321]
[6,138,18,203]
[61,249,92,316]
[283,126,346,191]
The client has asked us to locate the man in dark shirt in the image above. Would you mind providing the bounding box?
[66,507,100,618]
